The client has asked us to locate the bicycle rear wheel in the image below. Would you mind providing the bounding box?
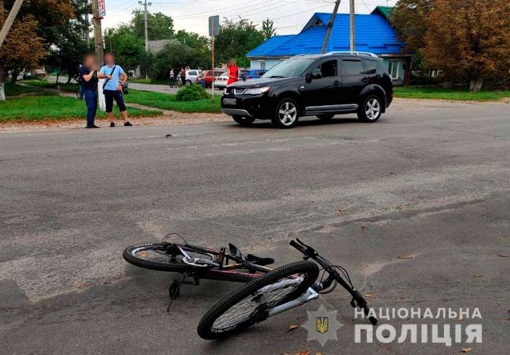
[197,261,319,340]
[123,243,217,272]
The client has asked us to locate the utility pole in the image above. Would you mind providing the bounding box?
[138,0,151,78]
[320,0,341,54]
[349,0,355,51]
[0,0,24,49]
[91,0,104,63]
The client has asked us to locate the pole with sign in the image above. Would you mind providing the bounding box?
[208,15,219,96]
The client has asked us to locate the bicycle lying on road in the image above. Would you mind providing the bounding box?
[123,234,377,339]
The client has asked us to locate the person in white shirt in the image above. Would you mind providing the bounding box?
[98,53,132,127]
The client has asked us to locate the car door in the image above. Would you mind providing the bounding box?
[339,59,367,105]
[302,59,341,110]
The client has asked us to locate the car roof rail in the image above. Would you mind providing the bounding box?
[324,51,378,58]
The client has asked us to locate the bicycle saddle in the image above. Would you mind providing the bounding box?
[246,254,275,266]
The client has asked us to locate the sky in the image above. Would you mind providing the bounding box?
[102,0,397,36]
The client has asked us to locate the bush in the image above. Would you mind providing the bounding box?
[176,84,211,101]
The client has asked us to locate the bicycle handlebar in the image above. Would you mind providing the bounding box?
[290,239,378,326]
[289,240,307,254]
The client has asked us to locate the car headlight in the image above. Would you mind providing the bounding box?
[244,87,270,95]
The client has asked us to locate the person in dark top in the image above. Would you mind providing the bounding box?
[79,54,100,128]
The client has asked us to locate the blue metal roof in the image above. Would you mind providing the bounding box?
[247,12,404,58]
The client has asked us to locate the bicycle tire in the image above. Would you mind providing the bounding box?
[123,243,217,273]
[197,261,319,340]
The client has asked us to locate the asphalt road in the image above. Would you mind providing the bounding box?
[0,100,509,355]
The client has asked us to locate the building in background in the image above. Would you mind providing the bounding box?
[247,7,410,85]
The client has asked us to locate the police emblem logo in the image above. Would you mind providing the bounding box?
[302,305,343,347]
[316,316,329,334]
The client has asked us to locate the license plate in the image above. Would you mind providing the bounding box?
[223,98,237,106]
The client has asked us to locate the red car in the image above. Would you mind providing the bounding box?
[196,70,225,87]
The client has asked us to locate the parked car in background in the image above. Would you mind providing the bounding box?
[244,69,267,80]
[214,73,230,89]
[239,69,250,81]
[34,67,47,78]
[197,70,225,88]
[221,52,393,129]
[185,69,201,86]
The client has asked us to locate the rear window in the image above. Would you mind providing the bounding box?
[341,60,364,76]
[189,71,197,75]
[362,60,378,74]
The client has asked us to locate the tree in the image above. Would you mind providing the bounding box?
[104,26,146,71]
[43,0,91,83]
[151,43,209,81]
[0,0,74,99]
[261,18,276,40]
[424,0,510,90]
[393,0,510,91]
[392,0,434,54]
[215,18,265,68]
[131,10,174,41]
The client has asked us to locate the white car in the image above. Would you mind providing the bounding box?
[185,69,201,86]
[214,73,230,89]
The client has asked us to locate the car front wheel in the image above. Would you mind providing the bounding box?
[358,95,382,123]
[272,98,299,129]
[232,116,256,126]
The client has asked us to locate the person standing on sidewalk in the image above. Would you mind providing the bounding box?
[98,53,132,127]
[79,54,99,129]
[226,58,239,85]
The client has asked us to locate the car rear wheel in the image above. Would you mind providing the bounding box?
[185,80,192,86]
[272,98,299,129]
[317,113,335,121]
[232,116,256,126]
[358,95,382,123]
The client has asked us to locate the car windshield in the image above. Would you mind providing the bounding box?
[262,58,315,78]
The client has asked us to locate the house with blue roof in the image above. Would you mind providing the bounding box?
[247,7,410,85]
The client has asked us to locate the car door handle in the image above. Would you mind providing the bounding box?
[334,80,340,86]
[362,78,370,83]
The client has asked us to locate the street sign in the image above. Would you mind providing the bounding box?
[98,0,106,18]
[208,15,220,37]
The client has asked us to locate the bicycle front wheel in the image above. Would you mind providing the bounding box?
[197,261,319,339]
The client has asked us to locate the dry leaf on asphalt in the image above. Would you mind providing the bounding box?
[397,254,414,260]
[498,254,508,257]
[287,324,299,332]
[461,347,472,353]
[472,274,483,278]
[364,293,373,298]
[458,315,464,321]
[284,351,310,355]
[316,352,323,355]
[338,209,342,216]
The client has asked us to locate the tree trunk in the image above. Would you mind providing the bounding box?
[10,68,20,84]
[469,78,483,92]
[0,63,6,101]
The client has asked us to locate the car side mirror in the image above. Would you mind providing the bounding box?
[305,73,313,83]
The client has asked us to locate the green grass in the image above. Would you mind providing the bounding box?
[394,87,510,102]
[24,80,79,93]
[129,78,169,85]
[125,90,222,113]
[0,95,162,122]
[5,83,43,96]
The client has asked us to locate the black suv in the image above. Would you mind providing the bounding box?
[221,52,393,128]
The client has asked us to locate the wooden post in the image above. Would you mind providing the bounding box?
[91,0,104,64]
[211,35,215,97]
[0,0,24,49]
[321,0,341,54]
